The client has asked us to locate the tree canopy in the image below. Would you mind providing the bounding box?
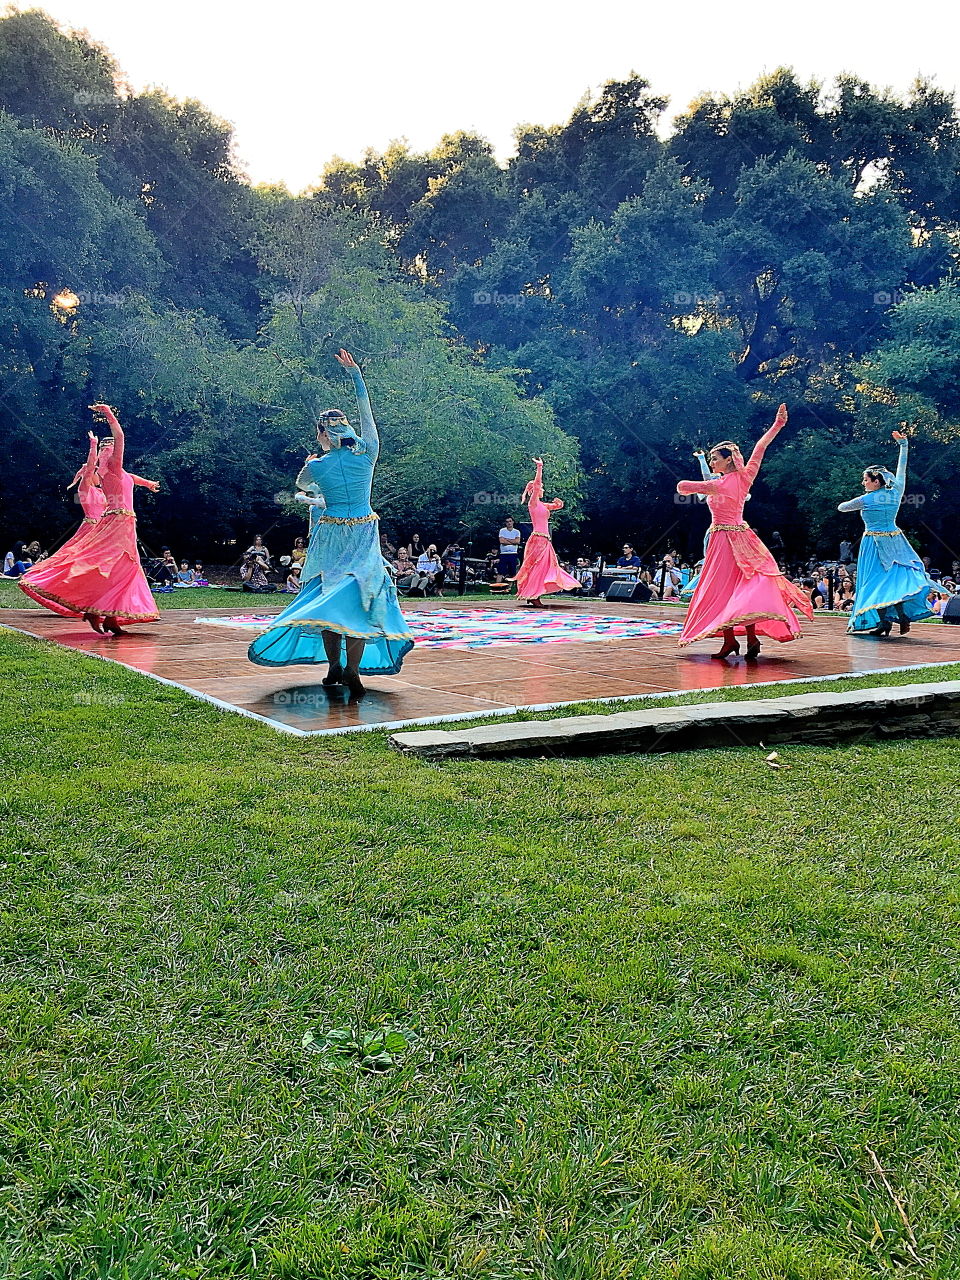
[2,11,958,565]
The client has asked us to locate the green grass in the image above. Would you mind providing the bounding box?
[0,580,505,613]
[2,629,960,1278]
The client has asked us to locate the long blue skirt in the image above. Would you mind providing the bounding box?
[848,534,939,633]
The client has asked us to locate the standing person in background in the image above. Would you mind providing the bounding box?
[498,516,521,578]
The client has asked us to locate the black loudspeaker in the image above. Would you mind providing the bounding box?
[941,596,960,624]
[606,579,652,602]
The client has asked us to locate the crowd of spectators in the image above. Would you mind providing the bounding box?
[9,519,960,621]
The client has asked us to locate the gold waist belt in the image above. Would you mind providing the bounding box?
[103,508,135,517]
[864,530,900,537]
[708,522,750,533]
[82,516,99,524]
[529,531,552,541]
[317,511,379,526]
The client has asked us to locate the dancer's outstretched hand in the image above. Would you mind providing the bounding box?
[892,430,908,441]
[532,456,543,466]
[87,430,98,442]
[774,403,788,429]
[334,349,358,369]
[144,480,160,492]
[89,403,119,425]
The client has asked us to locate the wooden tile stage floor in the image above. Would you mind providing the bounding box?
[6,600,960,735]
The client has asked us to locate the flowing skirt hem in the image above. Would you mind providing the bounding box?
[678,609,805,647]
[18,581,159,623]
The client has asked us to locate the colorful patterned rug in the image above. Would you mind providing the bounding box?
[195,608,683,649]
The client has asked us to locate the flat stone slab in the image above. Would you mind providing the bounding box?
[389,680,960,759]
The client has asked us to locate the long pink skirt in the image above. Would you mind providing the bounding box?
[679,528,811,645]
[513,534,580,599]
[20,511,159,623]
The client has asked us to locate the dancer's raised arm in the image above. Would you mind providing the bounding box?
[70,431,99,493]
[744,403,788,483]
[90,403,124,470]
[891,430,909,494]
[334,349,379,459]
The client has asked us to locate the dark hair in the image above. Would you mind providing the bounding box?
[863,466,889,488]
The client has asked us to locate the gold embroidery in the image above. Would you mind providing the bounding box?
[863,530,901,538]
[102,508,135,517]
[528,531,552,541]
[708,522,750,533]
[679,611,802,646]
[316,512,379,526]
[17,582,159,621]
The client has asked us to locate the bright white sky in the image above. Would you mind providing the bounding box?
[30,0,960,192]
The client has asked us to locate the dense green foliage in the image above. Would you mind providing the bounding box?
[2,10,960,566]
[3,631,960,1277]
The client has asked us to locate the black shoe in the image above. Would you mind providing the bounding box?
[869,620,893,637]
[322,663,345,687]
[745,641,761,660]
[711,639,740,659]
[342,667,366,700]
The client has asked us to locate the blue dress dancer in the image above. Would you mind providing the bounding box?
[249,349,414,696]
[839,431,938,636]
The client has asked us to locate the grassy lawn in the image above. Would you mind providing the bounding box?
[0,580,507,613]
[2,629,960,1278]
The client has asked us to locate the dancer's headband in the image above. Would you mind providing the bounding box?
[709,440,745,470]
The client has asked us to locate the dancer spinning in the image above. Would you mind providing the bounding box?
[248,350,413,697]
[512,457,579,606]
[839,431,938,636]
[20,407,160,633]
[676,404,812,659]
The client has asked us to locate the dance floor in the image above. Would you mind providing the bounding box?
[6,600,960,735]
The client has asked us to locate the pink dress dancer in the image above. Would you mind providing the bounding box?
[20,405,160,633]
[676,405,812,659]
[512,458,580,604]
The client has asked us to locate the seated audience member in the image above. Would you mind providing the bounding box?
[23,540,45,564]
[393,549,416,592]
[616,544,642,570]
[175,561,196,586]
[414,545,445,596]
[3,542,33,577]
[290,537,307,567]
[653,555,682,600]
[285,564,302,593]
[193,562,209,586]
[571,557,596,594]
[240,554,276,592]
[245,536,271,568]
